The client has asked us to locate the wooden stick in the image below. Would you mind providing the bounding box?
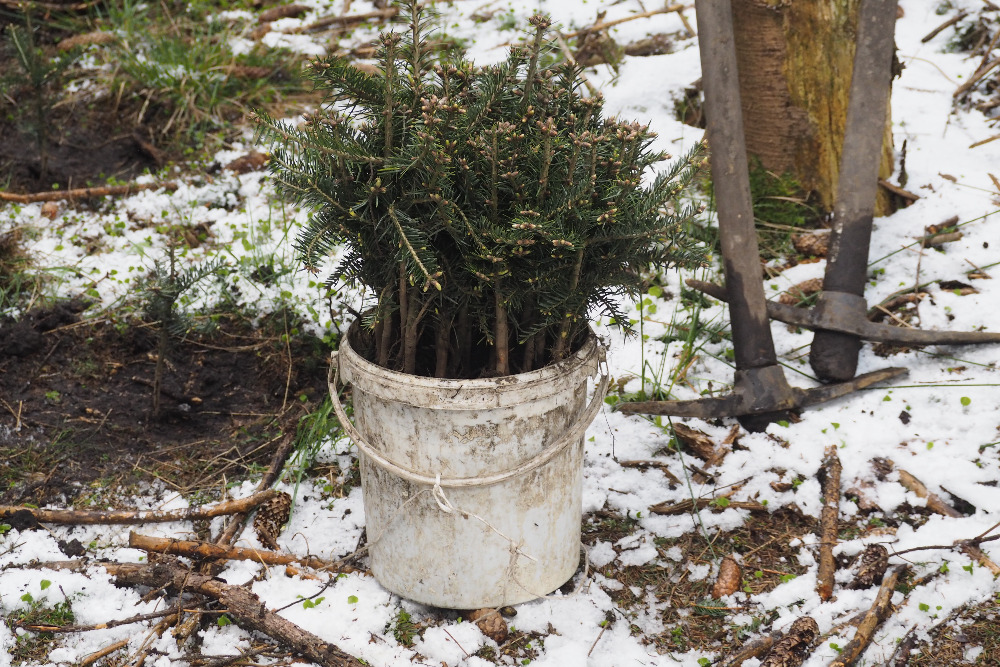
[13,606,182,634]
[106,562,363,667]
[78,638,130,667]
[817,446,842,601]
[970,132,1000,149]
[129,532,365,575]
[0,181,178,204]
[561,4,686,39]
[291,7,399,33]
[894,466,1000,574]
[215,431,297,546]
[954,56,1000,98]
[717,634,775,667]
[828,567,902,667]
[0,489,281,526]
[895,468,962,518]
[920,10,967,43]
[618,460,681,485]
[877,179,920,201]
[649,497,768,515]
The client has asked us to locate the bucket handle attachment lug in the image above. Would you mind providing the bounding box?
[327,348,610,489]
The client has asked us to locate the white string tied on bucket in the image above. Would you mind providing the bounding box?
[327,346,609,490]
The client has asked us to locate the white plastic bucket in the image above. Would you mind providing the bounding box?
[329,323,608,609]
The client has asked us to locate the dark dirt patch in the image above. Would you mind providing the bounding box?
[0,301,332,506]
[906,597,1000,666]
[585,507,817,655]
[0,105,164,193]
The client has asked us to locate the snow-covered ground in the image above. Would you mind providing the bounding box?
[2,1,999,665]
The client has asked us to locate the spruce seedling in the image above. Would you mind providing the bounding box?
[258,0,706,378]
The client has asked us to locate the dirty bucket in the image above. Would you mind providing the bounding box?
[328,323,608,609]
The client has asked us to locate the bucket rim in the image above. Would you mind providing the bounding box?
[337,320,604,410]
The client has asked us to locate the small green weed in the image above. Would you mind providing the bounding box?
[7,583,76,664]
[386,609,420,647]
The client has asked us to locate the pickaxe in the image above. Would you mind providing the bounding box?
[687,0,1000,383]
[617,0,906,431]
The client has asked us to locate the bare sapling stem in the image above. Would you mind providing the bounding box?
[553,248,585,360]
[495,289,510,376]
[435,307,450,378]
[403,288,419,375]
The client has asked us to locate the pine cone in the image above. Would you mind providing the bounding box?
[254,491,292,550]
[778,278,824,307]
[468,608,509,643]
[792,232,829,258]
[850,544,889,589]
[761,616,819,667]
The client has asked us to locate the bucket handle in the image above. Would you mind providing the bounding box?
[327,347,610,489]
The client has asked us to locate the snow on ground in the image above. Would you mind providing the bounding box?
[2,1,999,665]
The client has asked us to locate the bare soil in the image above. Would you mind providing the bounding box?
[0,301,331,507]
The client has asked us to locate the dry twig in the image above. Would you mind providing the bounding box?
[827,567,902,667]
[561,4,686,39]
[0,489,281,526]
[129,532,366,575]
[649,497,767,515]
[0,182,178,203]
[105,562,363,666]
[816,446,841,601]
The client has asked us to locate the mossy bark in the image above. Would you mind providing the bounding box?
[731,0,895,217]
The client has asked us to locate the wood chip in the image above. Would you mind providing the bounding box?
[225,151,269,174]
[259,4,309,22]
[57,30,115,51]
[673,423,718,463]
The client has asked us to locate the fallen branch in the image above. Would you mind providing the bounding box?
[618,459,681,485]
[12,606,180,633]
[877,179,919,201]
[216,431,298,545]
[291,7,399,33]
[106,562,363,667]
[954,56,1000,98]
[816,446,841,601]
[717,634,775,667]
[0,489,281,526]
[892,465,1000,574]
[920,10,967,43]
[562,4,686,39]
[0,181,178,204]
[78,638,129,666]
[649,497,767,515]
[129,532,365,576]
[827,567,902,667]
